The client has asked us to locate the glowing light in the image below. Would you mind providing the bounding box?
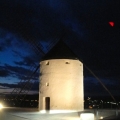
[80,113,94,120]
[109,21,114,27]
[40,110,78,114]
[0,103,3,109]
[111,102,116,104]
[100,116,103,119]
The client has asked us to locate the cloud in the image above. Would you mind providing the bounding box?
[4,64,28,75]
[0,29,33,54]
[13,51,41,68]
[0,0,87,44]
[0,1,57,39]
[0,82,39,95]
[0,81,39,90]
[0,66,10,77]
[3,64,39,82]
[0,64,38,81]
[0,46,4,51]
[0,37,12,52]
[14,56,35,67]
[0,83,16,88]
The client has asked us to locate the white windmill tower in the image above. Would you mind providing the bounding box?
[10,37,84,111]
[39,40,84,111]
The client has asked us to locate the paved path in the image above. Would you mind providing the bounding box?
[0,108,80,120]
[1,108,120,120]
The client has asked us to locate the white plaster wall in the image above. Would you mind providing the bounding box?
[39,59,83,111]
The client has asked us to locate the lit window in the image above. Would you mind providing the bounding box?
[46,83,49,86]
[46,61,49,65]
[65,61,70,64]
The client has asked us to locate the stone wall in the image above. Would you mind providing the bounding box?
[39,59,83,111]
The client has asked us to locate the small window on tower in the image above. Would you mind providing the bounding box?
[65,61,70,64]
[46,83,49,86]
[46,61,49,65]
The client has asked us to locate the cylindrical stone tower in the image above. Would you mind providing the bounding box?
[39,41,84,111]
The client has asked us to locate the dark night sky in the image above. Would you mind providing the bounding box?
[0,0,120,97]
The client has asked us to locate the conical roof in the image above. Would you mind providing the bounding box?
[42,40,78,60]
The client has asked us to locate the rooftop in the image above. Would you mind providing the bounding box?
[42,40,78,60]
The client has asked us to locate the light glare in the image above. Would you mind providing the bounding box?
[0,103,3,109]
[40,110,78,114]
[80,113,94,120]
[100,116,103,119]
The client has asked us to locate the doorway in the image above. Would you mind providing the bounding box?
[43,97,50,110]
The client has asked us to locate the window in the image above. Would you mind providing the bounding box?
[65,61,70,64]
[46,61,49,65]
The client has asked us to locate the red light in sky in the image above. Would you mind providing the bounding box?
[109,21,114,27]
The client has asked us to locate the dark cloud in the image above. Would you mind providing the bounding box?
[17,81,39,90]
[12,50,23,58]
[0,39,12,51]
[0,65,21,81]
[0,29,32,53]
[0,81,39,91]
[0,46,4,51]
[4,64,28,74]
[14,56,35,67]
[0,0,88,45]
[0,0,62,40]
[0,68,10,77]
[0,83,16,88]
[3,64,39,81]
[13,50,41,67]
[2,64,35,79]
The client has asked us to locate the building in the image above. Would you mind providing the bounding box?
[39,40,84,111]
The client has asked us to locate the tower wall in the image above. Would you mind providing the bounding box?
[39,59,83,111]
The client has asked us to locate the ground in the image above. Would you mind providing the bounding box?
[0,108,120,120]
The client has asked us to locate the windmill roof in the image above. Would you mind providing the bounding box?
[42,40,78,60]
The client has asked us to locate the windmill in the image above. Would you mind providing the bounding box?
[39,40,84,111]
[11,31,115,110]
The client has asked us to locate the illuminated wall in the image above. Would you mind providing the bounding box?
[39,59,83,111]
